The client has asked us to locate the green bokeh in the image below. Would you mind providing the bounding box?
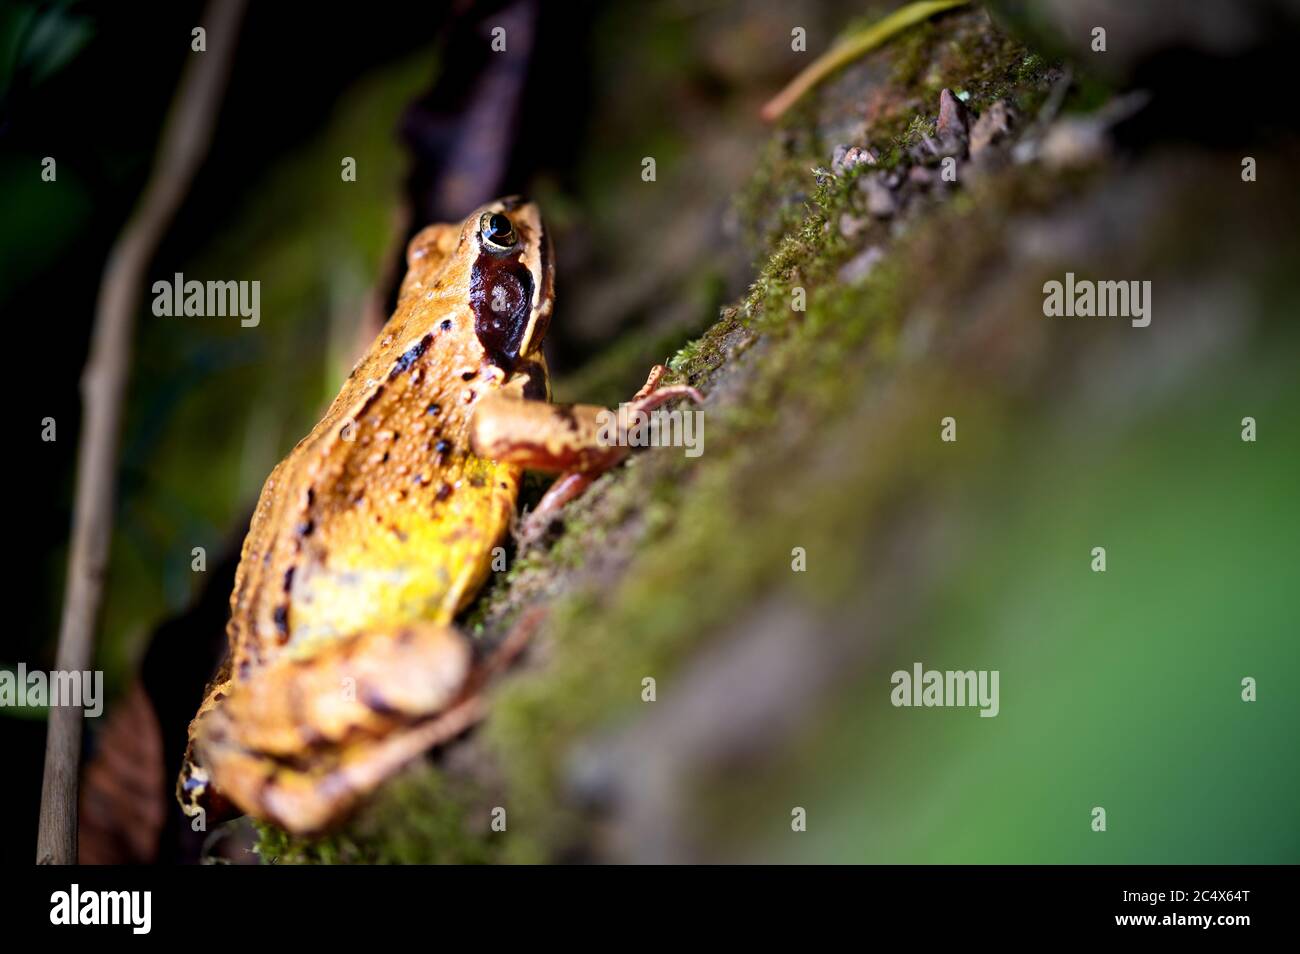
[752,344,1298,863]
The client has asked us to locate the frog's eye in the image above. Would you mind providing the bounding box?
[479,212,517,251]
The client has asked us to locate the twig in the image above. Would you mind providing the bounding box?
[760,0,970,122]
[36,0,247,865]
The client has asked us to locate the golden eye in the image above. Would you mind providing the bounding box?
[480,212,517,250]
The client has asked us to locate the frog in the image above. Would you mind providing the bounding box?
[177,197,701,835]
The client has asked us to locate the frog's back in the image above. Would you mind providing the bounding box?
[226,249,520,676]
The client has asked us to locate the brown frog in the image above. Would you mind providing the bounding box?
[177,198,700,834]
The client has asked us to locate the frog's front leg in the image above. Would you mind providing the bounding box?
[471,364,703,536]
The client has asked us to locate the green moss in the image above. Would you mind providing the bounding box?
[470,138,1101,866]
[253,6,1077,865]
[1015,51,1045,84]
[253,765,502,865]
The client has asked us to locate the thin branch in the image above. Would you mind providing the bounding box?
[37,0,247,865]
[760,0,970,122]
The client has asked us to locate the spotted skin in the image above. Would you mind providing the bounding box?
[178,199,700,834]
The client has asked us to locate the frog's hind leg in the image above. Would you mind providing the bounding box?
[191,622,475,834]
[254,610,541,835]
[207,693,488,836]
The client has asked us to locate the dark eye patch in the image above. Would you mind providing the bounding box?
[470,250,533,372]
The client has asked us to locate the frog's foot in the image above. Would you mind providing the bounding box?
[472,364,703,543]
[207,693,487,836]
[630,362,698,403]
[524,365,703,539]
[188,622,476,835]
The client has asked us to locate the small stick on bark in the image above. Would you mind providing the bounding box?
[760,0,969,122]
[36,0,247,865]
